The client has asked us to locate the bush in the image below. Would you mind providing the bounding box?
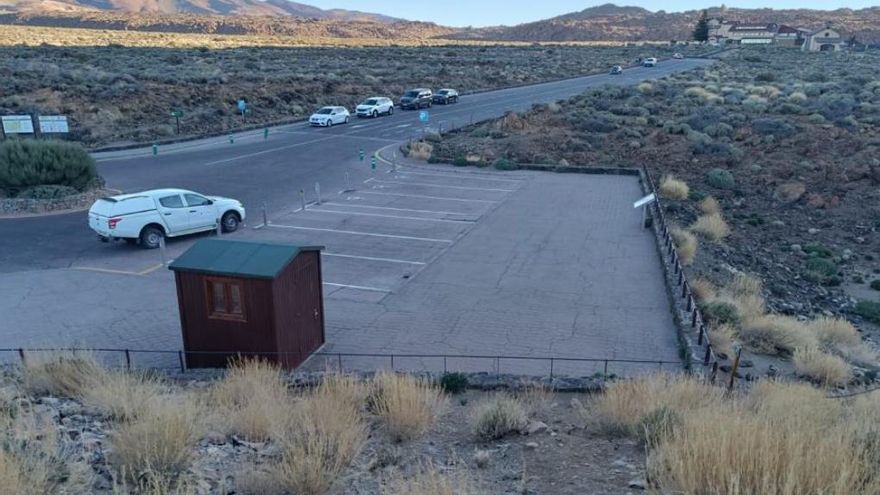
[407,141,433,161]
[871,280,880,291]
[804,242,834,258]
[659,175,689,200]
[472,395,527,440]
[793,347,851,387]
[439,372,468,394]
[670,227,697,265]
[699,301,740,326]
[370,373,444,442]
[21,352,103,397]
[855,301,880,325]
[690,213,730,241]
[752,118,796,139]
[492,158,518,171]
[739,315,813,355]
[452,157,469,167]
[699,196,721,215]
[15,184,80,199]
[705,168,736,190]
[581,116,618,133]
[0,140,97,195]
[806,257,839,278]
[637,407,682,448]
[211,359,290,441]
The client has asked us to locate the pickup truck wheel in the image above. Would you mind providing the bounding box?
[139,226,164,250]
[221,211,240,233]
[372,110,378,118]
[388,106,394,115]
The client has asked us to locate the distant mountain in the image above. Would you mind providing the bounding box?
[451,5,880,43]
[0,0,401,22]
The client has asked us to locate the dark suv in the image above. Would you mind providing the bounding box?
[400,88,433,110]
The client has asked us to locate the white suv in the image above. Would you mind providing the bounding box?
[88,189,246,249]
[643,57,658,67]
[356,97,394,118]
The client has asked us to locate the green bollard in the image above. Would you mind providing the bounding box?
[152,143,158,156]
[371,156,377,171]
[263,128,269,140]
[359,148,365,162]
[229,134,234,144]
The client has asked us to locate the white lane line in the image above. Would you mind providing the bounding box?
[204,136,337,166]
[354,191,498,203]
[391,169,526,183]
[323,282,390,293]
[320,202,471,216]
[305,208,475,224]
[72,263,165,276]
[364,177,375,184]
[266,224,453,243]
[396,124,412,128]
[372,179,515,193]
[322,252,426,265]
[350,124,366,129]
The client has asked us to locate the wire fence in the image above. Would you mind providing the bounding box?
[0,347,683,380]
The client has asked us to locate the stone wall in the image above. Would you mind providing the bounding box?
[0,188,113,217]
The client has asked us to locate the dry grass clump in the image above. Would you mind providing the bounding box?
[370,373,445,442]
[808,317,862,348]
[729,272,762,297]
[21,352,103,397]
[738,314,814,355]
[408,141,434,161]
[690,278,716,302]
[698,196,721,215]
[80,370,166,422]
[689,212,729,241]
[793,347,851,387]
[670,226,698,265]
[659,175,689,200]
[271,374,367,495]
[513,381,553,418]
[646,380,879,494]
[386,464,479,495]
[708,324,737,357]
[111,394,204,485]
[211,359,290,441]
[472,395,528,440]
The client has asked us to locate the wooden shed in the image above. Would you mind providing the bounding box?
[169,239,325,369]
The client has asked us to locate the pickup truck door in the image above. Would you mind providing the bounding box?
[184,193,217,230]
[157,194,190,233]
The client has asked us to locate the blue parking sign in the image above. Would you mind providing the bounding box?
[237,99,247,112]
[419,110,429,123]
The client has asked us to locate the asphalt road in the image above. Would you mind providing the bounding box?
[0,59,710,274]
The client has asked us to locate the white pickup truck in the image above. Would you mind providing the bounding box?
[88,188,246,249]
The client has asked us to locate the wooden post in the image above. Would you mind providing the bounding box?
[124,349,131,370]
[727,347,743,391]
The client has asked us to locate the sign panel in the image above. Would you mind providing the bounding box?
[419,110,430,123]
[2,115,34,134]
[38,115,69,134]
[633,193,657,209]
[237,100,247,112]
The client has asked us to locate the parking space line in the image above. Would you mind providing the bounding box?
[321,202,471,216]
[266,224,454,243]
[372,179,516,193]
[322,253,426,265]
[391,169,526,183]
[323,282,391,293]
[305,208,475,224]
[72,263,165,277]
[353,191,498,203]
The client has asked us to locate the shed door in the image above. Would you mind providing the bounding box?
[295,257,324,357]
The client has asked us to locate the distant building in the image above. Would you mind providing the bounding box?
[801,27,845,52]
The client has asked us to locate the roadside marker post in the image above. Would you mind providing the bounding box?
[371,156,377,171]
[300,189,306,211]
[344,172,353,193]
[263,128,269,140]
[228,134,234,144]
[215,219,222,236]
[315,182,322,205]
[262,202,268,226]
[392,151,398,173]
[158,237,167,266]
[152,144,158,156]
[359,148,365,162]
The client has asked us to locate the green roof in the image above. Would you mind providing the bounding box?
[169,239,322,279]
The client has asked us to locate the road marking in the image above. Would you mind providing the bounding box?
[350,124,366,129]
[322,252,426,265]
[323,282,390,293]
[364,177,375,184]
[391,169,526,183]
[372,179,515,193]
[396,124,412,128]
[354,191,498,203]
[72,263,165,277]
[266,224,453,243]
[204,136,338,165]
[320,202,471,216]
[305,208,475,223]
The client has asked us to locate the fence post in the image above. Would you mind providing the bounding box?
[300,189,306,211]
[727,346,743,391]
[698,324,705,345]
[262,202,268,226]
[17,348,25,365]
[124,349,131,370]
[390,354,394,371]
[178,351,185,373]
[692,307,699,328]
[337,353,342,371]
[549,358,554,379]
[603,360,608,380]
[703,344,712,366]
[710,361,719,384]
[443,356,447,373]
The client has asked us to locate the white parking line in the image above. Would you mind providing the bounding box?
[204,136,337,166]
[354,191,498,203]
[305,208,475,224]
[72,263,165,277]
[323,282,390,293]
[321,202,471,216]
[391,169,526,183]
[322,252,426,265]
[267,224,453,243]
[372,179,516,193]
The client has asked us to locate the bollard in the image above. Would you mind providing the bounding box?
[152,143,158,156]
[229,134,234,144]
[315,182,322,205]
[392,151,398,172]
[358,148,365,162]
[344,172,353,192]
[263,128,269,140]
[262,202,268,226]
[158,236,167,266]
[300,189,306,211]
[371,156,377,171]
[216,219,222,236]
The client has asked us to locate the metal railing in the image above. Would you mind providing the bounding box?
[641,165,721,381]
[0,347,682,380]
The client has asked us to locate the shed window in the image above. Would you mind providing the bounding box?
[206,278,246,321]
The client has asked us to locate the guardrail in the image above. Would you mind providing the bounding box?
[641,165,721,381]
[0,347,682,380]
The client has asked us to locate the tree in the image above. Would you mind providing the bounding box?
[693,10,710,42]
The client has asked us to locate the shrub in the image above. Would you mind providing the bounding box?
[0,139,97,195]
[738,315,814,355]
[637,406,682,448]
[80,371,165,422]
[472,395,527,440]
[387,464,478,495]
[708,324,737,357]
[493,158,518,170]
[659,175,689,200]
[15,184,80,199]
[855,301,880,325]
[705,168,736,190]
[729,272,762,297]
[752,118,796,138]
[699,301,740,326]
[690,213,730,241]
[804,242,834,258]
[793,347,851,387]
[211,359,290,441]
[698,196,720,215]
[370,373,444,442]
[452,157,469,167]
[407,141,433,161]
[808,317,862,348]
[871,280,880,291]
[816,92,856,120]
[670,227,697,265]
[439,372,469,394]
[806,257,839,278]
[690,278,717,302]
[581,116,618,133]
[788,91,808,104]
[21,352,103,397]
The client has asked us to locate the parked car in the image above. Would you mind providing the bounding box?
[643,57,658,67]
[673,52,684,59]
[309,106,350,127]
[432,89,459,104]
[400,88,433,110]
[610,65,623,75]
[356,97,394,118]
[88,189,246,249]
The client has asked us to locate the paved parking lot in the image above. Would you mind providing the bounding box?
[1,162,680,376]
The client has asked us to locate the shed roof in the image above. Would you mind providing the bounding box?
[169,239,322,279]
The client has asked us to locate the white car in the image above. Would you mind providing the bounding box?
[643,57,658,67]
[356,97,394,118]
[309,106,350,127]
[673,53,684,59]
[88,189,246,249]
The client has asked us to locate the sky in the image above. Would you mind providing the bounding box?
[303,1,879,26]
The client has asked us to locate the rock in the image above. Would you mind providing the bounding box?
[775,182,806,203]
[524,442,539,450]
[522,421,548,435]
[739,359,754,368]
[771,220,786,227]
[790,244,803,252]
[628,479,647,490]
[39,397,61,407]
[203,431,228,445]
[767,365,778,378]
[808,228,819,235]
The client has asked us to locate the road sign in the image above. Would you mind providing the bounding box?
[633,193,656,209]
[237,100,247,113]
[2,115,34,134]
[38,115,69,134]
[419,111,430,123]
[170,110,184,118]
